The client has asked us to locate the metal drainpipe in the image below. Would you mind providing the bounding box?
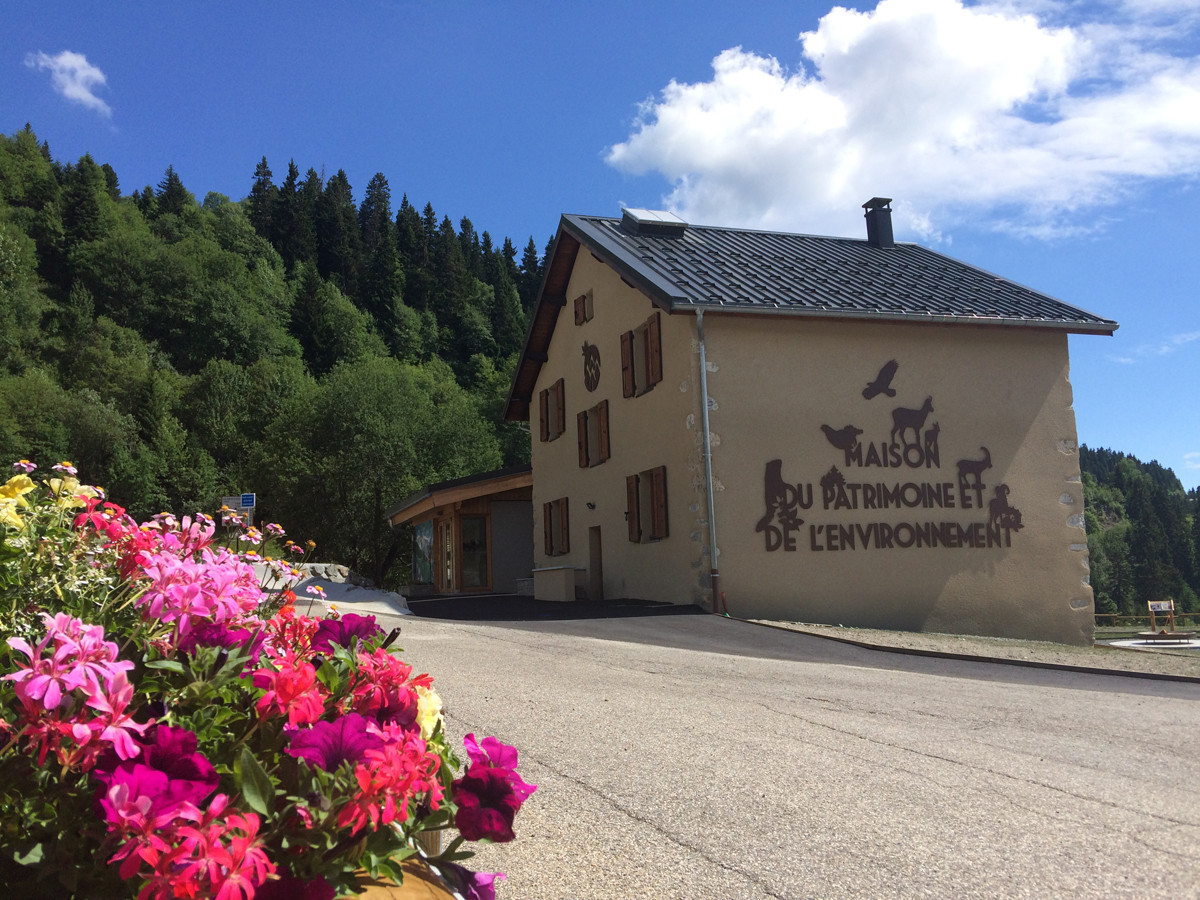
[695,309,724,614]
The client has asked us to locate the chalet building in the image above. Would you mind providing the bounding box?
[386,465,533,596]
[503,200,1117,645]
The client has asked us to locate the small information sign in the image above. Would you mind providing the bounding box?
[240,493,257,510]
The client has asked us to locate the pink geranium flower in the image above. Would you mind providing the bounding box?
[253,653,326,726]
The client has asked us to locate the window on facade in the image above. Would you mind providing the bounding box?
[538,378,566,442]
[543,497,569,556]
[573,290,594,325]
[577,400,610,468]
[620,311,663,398]
[626,466,668,543]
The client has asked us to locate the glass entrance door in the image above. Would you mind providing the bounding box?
[461,516,488,589]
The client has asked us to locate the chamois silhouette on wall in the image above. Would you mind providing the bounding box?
[890,397,934,447]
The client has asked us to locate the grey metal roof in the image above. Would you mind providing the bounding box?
[561,214,1118,332]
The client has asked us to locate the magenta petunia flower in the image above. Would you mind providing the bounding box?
[253,870,336,900]
[285,713,384,772]
[94,725,218,812]
[440,862,506,900]
[451,733,536,843]
[310,613,384,655]
[177,622,265,659]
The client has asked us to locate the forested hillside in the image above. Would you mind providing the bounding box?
[0,125,544,586]
[1081,445,1199,615]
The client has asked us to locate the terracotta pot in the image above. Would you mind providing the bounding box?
[357,859,460,900]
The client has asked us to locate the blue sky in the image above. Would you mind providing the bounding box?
[4,0,1198,487]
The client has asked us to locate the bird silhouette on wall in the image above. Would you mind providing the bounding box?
[820,424,863,453]
[863,359,899,399]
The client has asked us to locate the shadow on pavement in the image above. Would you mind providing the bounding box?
[406,593,706,622]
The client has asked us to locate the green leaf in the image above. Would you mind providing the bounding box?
[144,659,186,674]
[315,657,340,693]
[237,746,274,816]
[13,843,44,865]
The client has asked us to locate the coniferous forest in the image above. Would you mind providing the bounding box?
[1,125,1197,607]
[0,125,544,587]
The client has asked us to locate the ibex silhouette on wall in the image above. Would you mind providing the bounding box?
[957,447,992,492]
[890,397,934,446]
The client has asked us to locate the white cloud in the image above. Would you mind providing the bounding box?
[1108,327,1200,363]
[25,50,112,117]
[606,0,1200,240]
[1184,452,1200,470]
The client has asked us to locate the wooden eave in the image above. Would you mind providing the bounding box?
[387,469,533,527]
[503,224,581,421]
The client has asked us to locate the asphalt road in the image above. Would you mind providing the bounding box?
[381,604,1200,899]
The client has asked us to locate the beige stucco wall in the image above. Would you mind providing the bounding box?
[530,250,1093,645]
[704,315,1094,645]
[530,253,709,606]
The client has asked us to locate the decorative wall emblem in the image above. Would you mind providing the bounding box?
[582,341,601,392]
[759,359,1023,554]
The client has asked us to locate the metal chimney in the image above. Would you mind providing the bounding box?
[862,197,894,249]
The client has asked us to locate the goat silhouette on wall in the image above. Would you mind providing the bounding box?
[956,447,992,508]
[863,359,899,399]
[890,397,934,447]
[989,484,1023,531]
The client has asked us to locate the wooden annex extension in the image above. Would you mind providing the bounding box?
[386,465,533,596]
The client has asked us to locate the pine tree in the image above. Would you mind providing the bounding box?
[61,154,112,249]
[155,165,193,217]
[358,173,407,350]
[458,216,484,280]
[518,237,542,312]
[247,157,277,239]
[315,170,360,297]
[274,160,314,270]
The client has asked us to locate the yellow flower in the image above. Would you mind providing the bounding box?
[48,477,99,509]
[415,685,443,740]
[0,498,24,528]
[0,474,35,500]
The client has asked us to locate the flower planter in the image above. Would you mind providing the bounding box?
[358,860,459,900]
[0,464,532,900]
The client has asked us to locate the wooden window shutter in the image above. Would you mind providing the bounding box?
[543,501,553,555]
[554,379,565,437]
[626,475,640,542]
[577,410,589,468]
[651,466,668,539]
[597,400,610,462]
[620,331,635,398]
[574,294,586,325]
[557,497,569,554]
[538,389,549,442]
[646,312,663,386]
